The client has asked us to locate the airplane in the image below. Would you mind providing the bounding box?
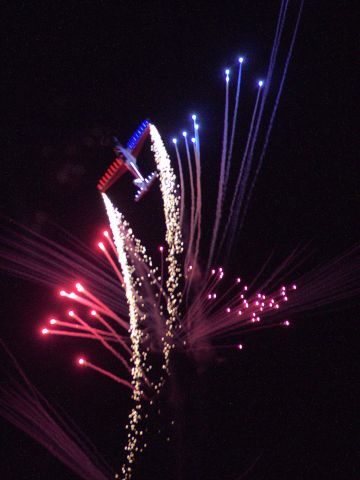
[97,120,157,201]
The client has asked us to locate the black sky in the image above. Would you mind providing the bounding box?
[0,1,358,479]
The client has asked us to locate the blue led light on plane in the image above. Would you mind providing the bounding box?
[126,120,150,149]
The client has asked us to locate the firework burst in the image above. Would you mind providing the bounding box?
[1,1,359,479]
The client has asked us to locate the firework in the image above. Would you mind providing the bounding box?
[0,341,113,480]
[0,1,358,479]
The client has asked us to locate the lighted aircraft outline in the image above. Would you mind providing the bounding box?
[97,120,157,201]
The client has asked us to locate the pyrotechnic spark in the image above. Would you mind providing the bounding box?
[149,124,183,370]
[0,1,359,479]
[102,194,146,478]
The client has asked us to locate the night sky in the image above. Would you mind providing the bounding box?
[1,1,358,479]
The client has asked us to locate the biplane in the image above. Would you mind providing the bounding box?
[97,120,157,201]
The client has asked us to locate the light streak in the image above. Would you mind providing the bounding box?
[182,128,196,272]
[102,193,146,479]
[74,283,129,330]
[77,357,134,391]
[224,55,245,190]
[71,310,131,373]
[149,124,183,371]
[98,241,125,287]
[208,63,231,270]
[42,328,116,341]
[46,317,119,338]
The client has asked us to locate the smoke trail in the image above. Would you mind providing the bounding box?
[218,84,263,254]
[173,140,186,230]
[226,0,290,252]
[191,118,203,284]
[224,58,244,191]
[183,132,196,271]
[238,0,305,232]
[207,69,230,271]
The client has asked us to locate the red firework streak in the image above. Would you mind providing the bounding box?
[97,120,157,201]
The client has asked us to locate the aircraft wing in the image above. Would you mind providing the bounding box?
[126,120,150,157]
[97,156,128,193]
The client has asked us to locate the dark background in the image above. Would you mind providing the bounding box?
[0,1,358,479]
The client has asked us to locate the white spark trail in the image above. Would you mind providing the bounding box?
[150,124,183,369]
[101,193,144,478]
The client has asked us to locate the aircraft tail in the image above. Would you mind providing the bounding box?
[134,171,157,201]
